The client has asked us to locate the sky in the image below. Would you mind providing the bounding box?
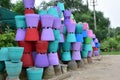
[11,0,120,28]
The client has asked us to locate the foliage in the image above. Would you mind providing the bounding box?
[0,0,13,9]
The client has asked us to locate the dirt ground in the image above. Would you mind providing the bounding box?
[64,55,120,80]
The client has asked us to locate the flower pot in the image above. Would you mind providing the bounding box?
[83,44,92,51]
[5,61,22,78]
[60,24,64,33]
[23,0,35,8]
[72,51,81,60]
[18,41,33,53]
[83,22,89,30]
[75,23,83,34]
[31,52,37,62]
[53,30,61,41]
[57,2,65,11]
[93,47,98,51]
[64,10,71,18]
[25,28,39,41]
[0,47,9,61]
[15,15,26,29]
[82,30,88,37]
[81,50,88,58]
[66,33,76,42]
[91,40,95,47]
[62,42,71,51]
[53,18,61,29]
[95,43,100,48]
[84,37,92,44]
[8,47,24,62]
[48,52,59,66]
[27,67,43,80]
[61,64,67,73]
[48,7,59,18]
[54,65,62,75]
[66,22,76,33]
[35,41,48,53]
[54,6,61,17]
[15,29,26,41]
[67,60,78,71]
[75,34,84,42]
[38,10,47,15]
[6,77,20,80]
[21,53,34,67]
[94,38,98,43]
[87,30,93,38]
[61,51,71,61]
[72,42,82,50]
[88,51,93,58]
[24,9,34,14]
[92,34,96,39]
[40,15,54,28]
[35,53,49,67]
[60,33,64,42]
[48,41,59,52]
[25,14,39,28]
[41,28,55,41]
[94,51,99,56]
[0,61,5,74]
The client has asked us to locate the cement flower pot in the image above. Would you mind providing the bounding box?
[25,14,39,28]
[5,61,22,79]
[15,15,26,29]
[75,34,84,42]
[72,51,81,60]
[0,47,9,61]
[48,7,59,18]
[35,53,49,67]
[8,47,24,62]
[83,22,89,30]
[27,67,44,80]
[23,0,35,8]
[15,29,26,41]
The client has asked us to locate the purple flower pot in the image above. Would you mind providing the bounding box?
[64,10,71,17]
[15,29,26,41]
[60,24,64,33]
[88,51,93,58]
[48,53,59,66]
[94,51,99,56]
[72,51,81,60]
[25,14,39,27]
[72,42,82,50]
[92,34,96,38]
[35,53,49,67]
[92,40,95,47]
[53,18,61,29]
[41,28,55,41]
[94,38,99,43]
[41,15,54,28]
[66,22,76,33]
[32,52,37,62]
[60,33,64,43]
[23,0,35,8]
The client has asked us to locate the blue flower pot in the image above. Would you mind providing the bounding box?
[5,61,22,78]
[57,2,65,11]
[0,47,9,61]
[75,34,84,42]
[75,23,83,34]
[82,30,88,37]
[95,43,100,48]
[53,30,61,41]
[62,42,71,51]
[66,33,76,42]
[15,15,26,29]
[0,61,5,73]
[8,47,24,62]
[81,50,88,58]
[61,51,71,61]
[27,67,44,80]
[48,41,59,52]
[48,7,59,18]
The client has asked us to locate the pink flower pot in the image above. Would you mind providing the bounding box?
[87,30,93,38]
[83,22,89,30]
[72,51,81,60]
[15,29,26,41]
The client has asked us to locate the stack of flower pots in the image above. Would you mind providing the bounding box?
[93,38,100,56]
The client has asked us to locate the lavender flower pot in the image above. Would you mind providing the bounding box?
[64,10,71,18]
[48,7,59,18]
[88,51,93,58]
[66,22,76,33]
[60,24,64,33]
[72,51,81,60]
[48,53,59,66]
[41,15,54,28]
[15,15,26,29]
[23,0,35,8]
[92,34,96,39]
[59,33,64,43]
[72,42,82,50]
[75,34,84,42]
[15,29,26,41]
[83,22,89,30]
[41,28,55,41]
[31,52,37,62]
[25,14,39,27]
[92,40,95,47]
[94,51,99,56]
[53,18,61,29]
[66,33,76,42]
[35,53,49,67]
[94,38,99,43]
[0,47,9,61]
[57,2,65,11]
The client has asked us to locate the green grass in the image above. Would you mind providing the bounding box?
[101,51,120,55]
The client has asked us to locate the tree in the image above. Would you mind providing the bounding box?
[0,0,13,9]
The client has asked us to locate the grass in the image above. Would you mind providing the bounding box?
[100,51,120,55]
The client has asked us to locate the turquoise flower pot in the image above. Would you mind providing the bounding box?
[0,61,5,73]
[84,37,92,44]
[61,52,71,61]
[8,47,24,62]
[81,50,88,58]
[66,33,76,42]
[53,30,61,41]
[83,44,92,51]
[62,42,71,51]
[5,61,22,78]
[57,2,65,11]
[15,15,26,29]
[0,47,9,61]
[27,67,44,80]
[38,10,47,16]
[48,7,59,18]
[75,23,83,34]
[48,41,59,52]
[63,26,67,34]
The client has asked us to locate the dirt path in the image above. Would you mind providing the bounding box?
[64,55,120,80]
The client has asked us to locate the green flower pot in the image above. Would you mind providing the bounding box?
[84,37,92,44]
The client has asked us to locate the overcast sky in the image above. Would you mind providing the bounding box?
[12,0,120,28]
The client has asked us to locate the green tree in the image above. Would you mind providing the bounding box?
[0,0,12,9]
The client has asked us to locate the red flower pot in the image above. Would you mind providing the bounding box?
[35,41,48,53]
[93,47,98,51]
[21,53,34,67]
[24,9,34,14]
[18,41,33,53]
[25,28,39,41]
